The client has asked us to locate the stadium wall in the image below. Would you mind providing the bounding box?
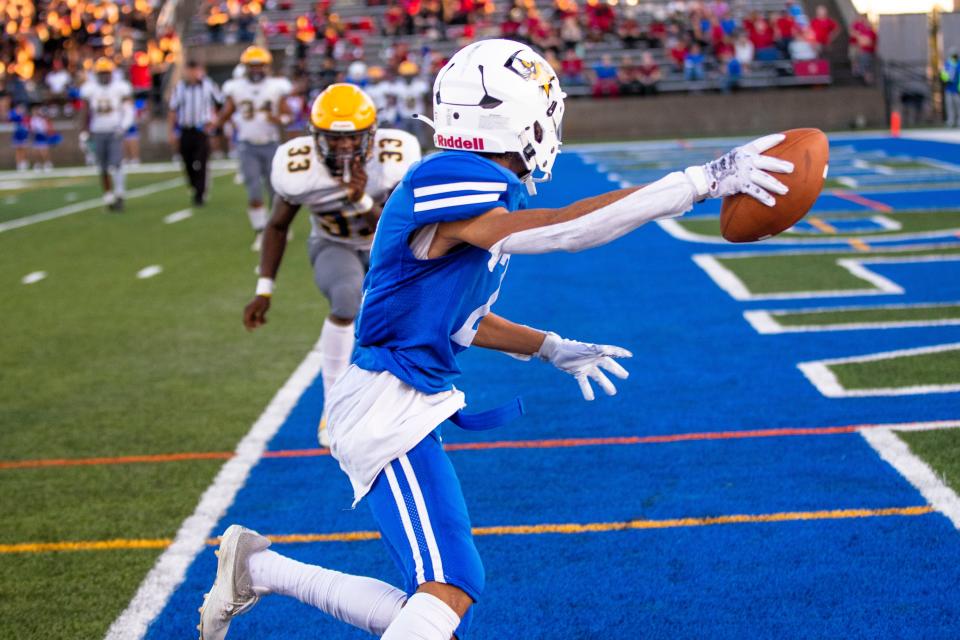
[562,86,886,142]
[0,87,886,168]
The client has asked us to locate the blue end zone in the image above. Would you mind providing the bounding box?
[145,137,960,639]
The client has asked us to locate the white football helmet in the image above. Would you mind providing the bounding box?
[418,38,565,194]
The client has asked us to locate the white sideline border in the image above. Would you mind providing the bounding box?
[692,242,960,301]
[104,339,324,640]
[861,426,960,530]
[744,301,960,334]
[797,342,960,398]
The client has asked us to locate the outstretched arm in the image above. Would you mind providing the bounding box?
[242,196,300,330]
[474,313,631,401]
[431,134,793,259]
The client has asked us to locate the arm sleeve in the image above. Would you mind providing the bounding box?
[409,154,513,225]
[488,171,697,264]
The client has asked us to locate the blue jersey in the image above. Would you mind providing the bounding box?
[354,151,528,394]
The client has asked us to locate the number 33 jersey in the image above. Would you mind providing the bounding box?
[270,129,421,248]
[222,76,293,144]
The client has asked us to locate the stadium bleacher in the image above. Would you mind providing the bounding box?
[186,0,835,95]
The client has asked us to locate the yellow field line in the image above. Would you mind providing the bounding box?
[808,217,837,234]
[848,238,871,252]
[0,506,933,554]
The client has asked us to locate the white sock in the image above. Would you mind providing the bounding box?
[381,592,461,640]
[249,550,405,635]
[248,205,267,231]
[111,168,125,196]
[319,318,355,403]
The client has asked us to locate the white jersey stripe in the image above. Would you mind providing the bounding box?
[384,462,426,584]
[413,181,507,198]
[413,192,502,213]
[398,454,445,584]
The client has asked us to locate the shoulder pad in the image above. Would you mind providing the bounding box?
[408,152,517,224]
[271,136,337,202]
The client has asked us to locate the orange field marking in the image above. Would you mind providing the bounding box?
[807,217,838,234]
[5,422,959,471]
[847,238,871,252]
[0,506,934,554]
[829,190,893,212]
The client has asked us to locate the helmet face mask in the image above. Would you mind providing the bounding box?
[96,71,112,86]
[246,63,266,83]
[312,128,375,176]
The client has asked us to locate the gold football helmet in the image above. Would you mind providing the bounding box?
[309,83,377,174]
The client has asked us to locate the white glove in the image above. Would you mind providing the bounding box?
[536,332,632,401]
[684,133,794,207]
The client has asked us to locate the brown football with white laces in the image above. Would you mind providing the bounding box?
[720,128,829,243]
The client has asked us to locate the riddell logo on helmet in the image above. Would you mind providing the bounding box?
[436,135,485,150]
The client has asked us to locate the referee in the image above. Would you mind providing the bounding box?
[168,60,222,206]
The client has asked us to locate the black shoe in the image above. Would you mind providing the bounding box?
[111,197,124,212]
[193,192,206,206]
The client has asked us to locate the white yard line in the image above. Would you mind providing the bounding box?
[21,271,47,285]
[136,265,163,279]
[861,428,960,530]
[0,177,185,234]
[163,209,193,224]
[798,342,960,398]
[104,339,324,640]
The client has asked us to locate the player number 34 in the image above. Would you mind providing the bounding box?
[287,144,311,172]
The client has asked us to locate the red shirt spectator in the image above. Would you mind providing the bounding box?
[810,6,838,47]
[130,53,151,91]
[749,18,775,50]
[669,40,689,69]
[851,18,876,54]
[775,14,797,40]
[648,20,666,44]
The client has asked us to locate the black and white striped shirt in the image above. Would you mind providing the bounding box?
[169,77,223,129]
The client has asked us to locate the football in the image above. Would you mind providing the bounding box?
[720,128,830,243]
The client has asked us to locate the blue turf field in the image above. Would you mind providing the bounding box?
[146,135,960,638]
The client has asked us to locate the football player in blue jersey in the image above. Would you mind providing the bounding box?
[200,39,794,640]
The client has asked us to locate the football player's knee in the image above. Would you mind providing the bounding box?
[328,283,361,320]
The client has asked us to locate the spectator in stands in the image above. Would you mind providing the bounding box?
[773,10,797,58]
[684,43,706,83]
[45,59,73,115]
[748,14,778,60]
[586,0,615,42]
[810,5,839,53]
[560,15,583,50]
[560,47,586,87]
[789,28,818,61]
[646,16,667,48]
[941,49,959,128]
[735,31,755,72]
[720,52,741,94]
[617,54,640,95]
[591,53,619,97]
[850,14,877,85]
[130,52,153,102]
[619,8,642,49]
[714,34,734,61]
[635,51,661,96]
[669,36,690,72]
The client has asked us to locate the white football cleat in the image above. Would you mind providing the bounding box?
[251,231,263,252]
[198,524,271,640]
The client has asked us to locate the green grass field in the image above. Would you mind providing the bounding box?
[774,304,960,326]
[900,429,960,495]
[831,349,960,389]
[713,246,960,296]
[0,169,325,638]
[677,211,960,240]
